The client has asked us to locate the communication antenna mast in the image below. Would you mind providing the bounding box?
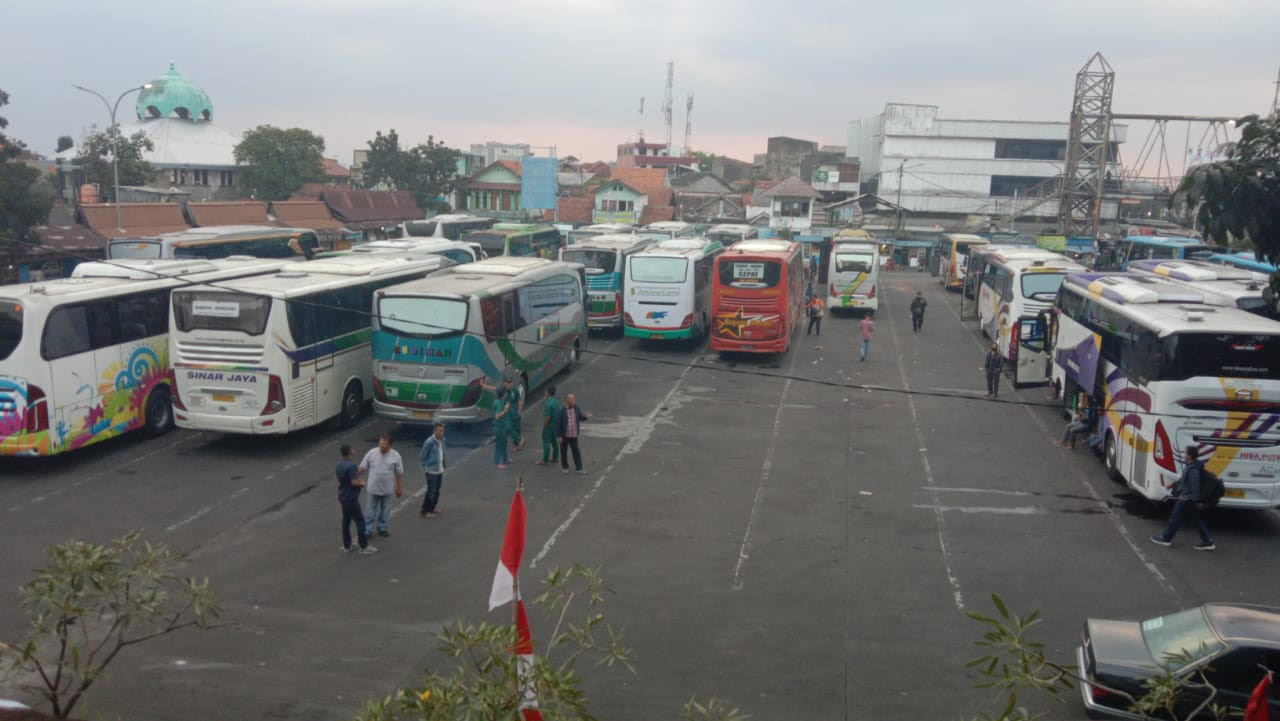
[663,60,674,150]
[684,93,694,155]
[1271,65,1279,117]
[637,97,645,141]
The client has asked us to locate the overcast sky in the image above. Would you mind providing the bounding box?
[5,0,1278,167]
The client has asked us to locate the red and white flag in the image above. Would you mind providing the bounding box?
[515,599,543,721]
[1244,670,1273,721]
[489,488,527,610]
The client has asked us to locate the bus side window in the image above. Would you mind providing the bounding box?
[999,274,1014,302]
[480,296,504,341]
[41,305,92,360]
[87,301,118,349]
[118,290,169,341]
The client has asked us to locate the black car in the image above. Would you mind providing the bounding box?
[1078,603,1280,719]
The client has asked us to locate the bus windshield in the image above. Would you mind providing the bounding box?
[468,232,509,256]
[378,296,467,338]
[173,291,273,335]
[1161,333,1280,381]
[1020,272,1067,300]
[631,257,688,283]
[404,221,438,238]
[1237,297,1279,320]
[561,249,617,275]
[0,301,21,361]
[719,259,781,289]
[109,241,162,259]
[834,251,873,273]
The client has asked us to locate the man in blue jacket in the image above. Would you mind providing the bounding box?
[419,423,446,518]
[1150,446,1215,551]
[556,393,591,475]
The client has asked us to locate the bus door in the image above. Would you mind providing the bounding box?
[1012,317,1049,387]
[42,305,102,439]
[961,266,982,320]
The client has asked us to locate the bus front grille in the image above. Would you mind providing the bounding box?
[175,341,265,365]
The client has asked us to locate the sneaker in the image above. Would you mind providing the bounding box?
[561,468,569,474]
[575,469,587,475]
[342,545,356,553]
[377,530,390,538]
[1193,541,1215,551]
[1149,536,1172,547]
[357,545,379,555]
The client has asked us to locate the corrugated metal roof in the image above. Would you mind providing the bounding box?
[759,176,820,199]
[319,189,424,225]
[32,224,106,252]
[77,203,191,240]
[269,201,346,230]
[186,201,272,227]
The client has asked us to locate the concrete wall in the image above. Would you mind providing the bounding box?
[847,115,884,179]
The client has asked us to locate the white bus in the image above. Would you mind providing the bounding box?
[169,254,454,434]
[976,247,1086,385]
[109,225,320,260]
[370,257,587,424]
[827,240,881,313]
[321,238,482,265]
[0,258,292,456]
[704,224,758,246]
[566,223,634,245]
[1050,273,1280,509]
[623,238,724,341]
[636,221,697,242]
[559,234,655,331]
[396,214,495,241]
[1128,259,1275,320]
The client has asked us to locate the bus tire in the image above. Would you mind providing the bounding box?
[338,382,363,429]
[1103,432,1123,483]
[143,387,174,437]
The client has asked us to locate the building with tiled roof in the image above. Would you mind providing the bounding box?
[759,176,820,232]
[459,161,526,219]
[322,158,351,185]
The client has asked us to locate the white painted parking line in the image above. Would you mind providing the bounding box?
[912,504,1043,515]
[924,486,1035,497]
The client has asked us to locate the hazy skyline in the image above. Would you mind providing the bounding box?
[5,0,1278,167]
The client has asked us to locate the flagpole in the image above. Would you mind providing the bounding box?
[513,475,525,714]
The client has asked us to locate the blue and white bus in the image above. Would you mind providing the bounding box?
[1096,235,1222,271]
[1128,259,1276,320]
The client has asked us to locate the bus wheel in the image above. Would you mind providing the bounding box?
[143,387,174,437]
[338,382,363,429]
[1104,432,1123,483]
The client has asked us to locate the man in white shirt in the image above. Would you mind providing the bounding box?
[360,435,403,537]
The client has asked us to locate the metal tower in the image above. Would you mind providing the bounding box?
[1057,52,1115,237]
[637,97,645,141]
[662,61,674,149]
[684,93,694,153]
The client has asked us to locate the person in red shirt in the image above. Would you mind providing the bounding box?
[806,295,825,336]
[859,315,875,361]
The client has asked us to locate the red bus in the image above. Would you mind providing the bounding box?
[710,239,805,353]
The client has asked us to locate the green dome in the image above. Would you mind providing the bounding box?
[136,63,213,122]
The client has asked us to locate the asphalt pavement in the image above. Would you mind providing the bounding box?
[2,270,1277,720]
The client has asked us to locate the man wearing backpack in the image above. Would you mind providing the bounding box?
[1150,446,1216,551]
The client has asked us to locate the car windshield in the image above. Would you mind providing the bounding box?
[0,300,22,361]
[1020,272,1067,300]
[561,249,618,274]
[1141,607,1224,668]
[631,256,688,283]
[378,296,467,338]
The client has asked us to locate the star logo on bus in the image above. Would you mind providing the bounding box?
[715,308,748,338]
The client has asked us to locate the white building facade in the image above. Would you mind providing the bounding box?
[848,103,1127,221]
[470,142,531,166]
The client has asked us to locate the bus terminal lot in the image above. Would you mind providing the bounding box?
[2,272,1278,720]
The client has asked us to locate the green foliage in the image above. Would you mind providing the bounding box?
[360,129,461,213]
[55,135,74,154]
[691,151,714,172]
[966,594,1226,721]
[0,88,55,241]
[233,124,327,201]
[681,696,751,721]
[74,126,158,196]
[0,531,222,719]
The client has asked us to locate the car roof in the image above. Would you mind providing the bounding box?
[1206,604,1280,645]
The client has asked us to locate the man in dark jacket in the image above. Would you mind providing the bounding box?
[910,292,927,332]
[556,393,591,475]
[983,343,1003,397]
[1150,446,1215,550]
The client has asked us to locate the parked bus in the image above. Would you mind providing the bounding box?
[370,257,587,424]
[710,240,805,354]
[396,214,494,241]
[319,239,482,265]
[559,234,654,332]
[637,221,697,242]
[169,254,454,434]
[1050,272,1280,509]
[1208,251,1277,275]
[1094,235,1222,271]
[826,240,881,313]
[937,233,990,291]
[109,225,320,261]
[1129,259,1276,320]
[567,223,634,245]
[463,223,564,259]
[0,257,292,456]
[704,224,758,246]
[974,247,1086,385]
[623,238,724,341]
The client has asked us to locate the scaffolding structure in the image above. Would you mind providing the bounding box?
[1057,53,1115,236]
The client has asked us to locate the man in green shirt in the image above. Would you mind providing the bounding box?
[536,386,561,465]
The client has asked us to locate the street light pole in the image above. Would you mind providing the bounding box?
[72,83,149,231]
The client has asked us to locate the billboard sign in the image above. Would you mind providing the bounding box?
[521,156,558,210]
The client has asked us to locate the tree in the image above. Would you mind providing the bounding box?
[360,129,461,212]
[233,124,326,201]
[55,135,73,154]
[0,88,55,241]
[0,532,222,719]
[74,126,158,196]
[967,595,1229,721]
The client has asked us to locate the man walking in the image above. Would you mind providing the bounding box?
[418,423,446,518]
[360,435,403,538]
[493,387,510,469]
[557,392,591,475]
[536,386,561,466]
[910,291,927,332]
[983,342,1003,397]
[503,377,525,451]
[1151,447,1215,550]
[806,294,825,336]
[858,314,875,362]
[337,444,376,554]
